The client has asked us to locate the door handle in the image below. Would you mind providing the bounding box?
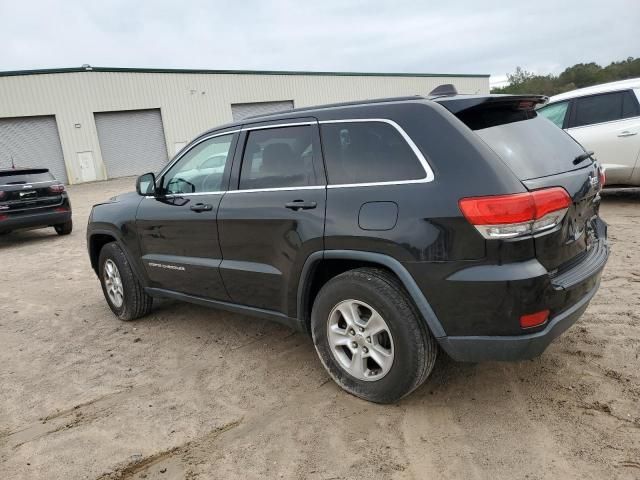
[285,200,317,211]
[190,203,213,212]
[618,131,638,137]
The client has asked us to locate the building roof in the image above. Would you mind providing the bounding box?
[550,77,640,103]
[0,65,490,79]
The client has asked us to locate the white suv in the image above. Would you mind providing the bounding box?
[538,78,640,186]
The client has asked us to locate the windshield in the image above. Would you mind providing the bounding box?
[537,101,569,128]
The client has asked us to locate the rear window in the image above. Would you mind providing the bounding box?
[0,169,54,184]
[470,113,585,180]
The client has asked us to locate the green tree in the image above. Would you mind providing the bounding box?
[491,57,640,96]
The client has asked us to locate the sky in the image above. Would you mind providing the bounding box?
[0,0,638,86]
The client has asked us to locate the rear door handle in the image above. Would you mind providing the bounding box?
[190,203,213,212]
[618,131,638,137]
[285,200,317,211]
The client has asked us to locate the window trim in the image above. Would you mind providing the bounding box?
[318,118,435,188]
[567,89,640,129]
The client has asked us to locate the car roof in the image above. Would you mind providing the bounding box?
[198,93,545,138]
[548,78,640,103]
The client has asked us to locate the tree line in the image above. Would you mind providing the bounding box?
[491,57,640,96]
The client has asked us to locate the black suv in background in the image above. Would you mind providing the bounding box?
[0,168,72,235]
[87,92,608,403]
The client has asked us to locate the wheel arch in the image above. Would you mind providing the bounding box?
[297,250,446,338]
[88,228,146,285]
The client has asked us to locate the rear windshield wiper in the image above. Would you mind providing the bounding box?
[573,151,595,165]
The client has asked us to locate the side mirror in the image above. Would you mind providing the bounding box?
[136,172,156,196]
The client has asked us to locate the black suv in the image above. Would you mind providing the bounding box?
[0,168,72,235]
[87,93,608,403]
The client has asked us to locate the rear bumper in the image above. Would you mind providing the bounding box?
[1,209,71,231]
[438,281,599,361]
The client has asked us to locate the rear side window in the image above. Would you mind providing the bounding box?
[571,90,639,128]
[239,126,317,190]
[538,101,569,128]
[320,121,425,185]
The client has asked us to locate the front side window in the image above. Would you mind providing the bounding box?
[538,101,569,128]
[320,121,425,185]
[162,134,234,194]
[571,91,630,128]
[239,126,317,190]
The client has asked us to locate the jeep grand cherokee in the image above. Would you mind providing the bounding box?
[87,92,608,403]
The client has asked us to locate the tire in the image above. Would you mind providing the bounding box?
[54,220,73,235]
[98,242,153,321]
[311,268,437,403]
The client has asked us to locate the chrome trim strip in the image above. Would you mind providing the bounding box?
[227,185,325,194]
[0,180,56,187]
[318,118,435,187]
[241,121,315,131]
[144,190,225,199]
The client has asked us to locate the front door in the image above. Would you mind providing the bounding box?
[217,120,326,315]
[136,131,238,300]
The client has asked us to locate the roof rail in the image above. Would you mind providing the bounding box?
[244,95,426,119]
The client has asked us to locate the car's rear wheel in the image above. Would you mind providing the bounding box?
[311,267,437,403]
[98,242,153,320]
[54,220,73,235]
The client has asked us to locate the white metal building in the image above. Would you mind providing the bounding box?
[0,66,489,184]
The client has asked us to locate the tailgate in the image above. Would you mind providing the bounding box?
[523,163,604,271]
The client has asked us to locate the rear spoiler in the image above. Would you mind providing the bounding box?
[433,95,548,114]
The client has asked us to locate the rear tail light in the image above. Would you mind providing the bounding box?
[48,184,65,194]
[0,190,6,200]
[459,187,571,239]
[598,167,606,189]
[520,309,550,329]
[0,214,7,221]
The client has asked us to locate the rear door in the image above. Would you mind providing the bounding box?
[565,90,640,184]
[135,130,238,300]
[217,119,326,314]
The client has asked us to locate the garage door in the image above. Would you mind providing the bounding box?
[231,101,294,121]
[0,116,68,183]
[95,109,168,178]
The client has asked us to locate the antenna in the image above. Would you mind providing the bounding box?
[428,84,458,97]
[11,155,16,169]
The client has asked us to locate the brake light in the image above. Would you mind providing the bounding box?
[459,187,571,239]
[48,184,65,194]
[598,168,606,188]
[520,309,549,329]
[0,191,5,200]
[0,214,7,221]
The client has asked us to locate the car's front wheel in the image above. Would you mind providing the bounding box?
[311,268,437,403]
[98,242,153,320]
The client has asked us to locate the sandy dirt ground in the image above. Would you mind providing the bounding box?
[0,177,638,480]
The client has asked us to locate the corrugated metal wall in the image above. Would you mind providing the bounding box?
[0,70,489,183]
